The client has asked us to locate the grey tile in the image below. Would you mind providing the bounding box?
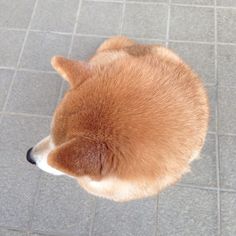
[20,32,71,71]
[0,69,14,110]
[217,8,236,43]
[0,228,27,236]
[158,186,217,236]
[219,135,236,190]
[0,114,50,177]
[181,133,217,187]
[6,71,61,116]
[169,42,215,85]
[221,192,236,236]
[218,87,236,134]
[31,0,78,33]
[31,174,94,236]
[127,0,167,2]
[218,44,236,87]
[92,197,157,236]
[71,36,107,60]
[0,30,25,67]
[170,5,214,42]
[77,2,123,36]
[0,0,36,29]
[123,3,168,39]
[206,86,217,132]
[172,0,214,5]
[217,0,236,7]
[0,115,50,229]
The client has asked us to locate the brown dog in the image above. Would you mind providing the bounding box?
[26,36,209,202]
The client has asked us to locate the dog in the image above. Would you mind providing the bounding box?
[26,36,209,202]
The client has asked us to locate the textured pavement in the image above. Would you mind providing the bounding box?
[0,0,236,235]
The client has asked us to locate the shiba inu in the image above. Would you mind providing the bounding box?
[26,36,209,202]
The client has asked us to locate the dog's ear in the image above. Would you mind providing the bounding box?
[48,137,113,179]
[51,56,91,88]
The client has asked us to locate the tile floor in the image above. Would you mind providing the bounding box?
[0,0,235,235]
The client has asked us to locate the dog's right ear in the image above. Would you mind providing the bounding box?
[51,56,91,88]
[47,136,114,179]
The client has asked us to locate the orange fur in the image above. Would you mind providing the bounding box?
[45,36,209,201]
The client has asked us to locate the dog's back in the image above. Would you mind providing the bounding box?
[74,37,209,200]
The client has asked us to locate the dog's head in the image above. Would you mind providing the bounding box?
[26,56,114,180]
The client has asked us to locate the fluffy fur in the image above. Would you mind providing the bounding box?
[31,36,209,201]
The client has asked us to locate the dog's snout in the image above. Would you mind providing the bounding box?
[26,147,36,165]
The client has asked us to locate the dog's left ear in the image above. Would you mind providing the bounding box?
[51,56,91,88]
[47,137,114,179]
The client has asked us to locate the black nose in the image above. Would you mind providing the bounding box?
[26,147,36,165]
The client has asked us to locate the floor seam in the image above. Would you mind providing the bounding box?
[0,111,52,119]
[119,0,126,35]
[155,196,159,236]
[1,27,236,46]
[27,173,42,233]
[214,0,221,235]
[165,0,171,47]
[88,197,97,236]
[56,0,83,104]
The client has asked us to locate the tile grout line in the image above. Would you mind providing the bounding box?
[75,33,218,45]
[0,0,39,126]
[220,188,236,193]
[1,27,236,46]
[176,183,218,191]
[27,172,43,233]
[31,228,67,236]
[0,27,26,31]
[125,1,236,9]
[165,0,171,47]
[169,39,215,45]
[217,41,236,46]
[75,33,163,41]
[89,197,97,236]
[172,2,236,9]
[155,196,159,236]
[110,1,211,7]
[214,85,236,88]
[177,183,235,193]
[95,0,168,5]
[56,0,83,104]
[18,68,57,74]
[81,0,236,9]
[208,131,217,135]
[218,132,236,137]
[119,0,126,35]
[29,28,73,35]
[0,111,51,119]
[214,1,221,235]
[68,0,83,61]
[85,0,123,2]
[0,66,15,70]
[0,226,28,234]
